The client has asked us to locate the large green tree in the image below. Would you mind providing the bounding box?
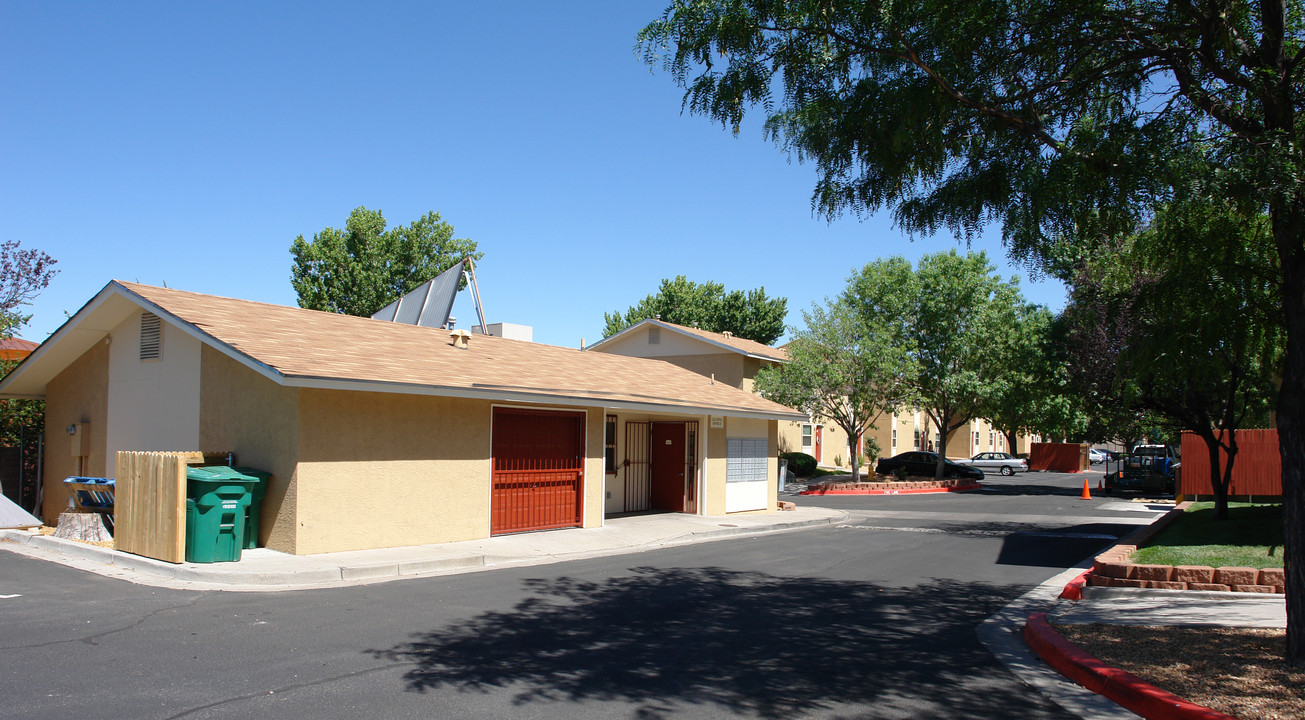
[290,206,481,317]
[603,275,787,344]
[1064,202,1283,519]
[755,293,915,481]
[844,251,1020,481]
[639,0,1305,663]
[979,302,1077,453]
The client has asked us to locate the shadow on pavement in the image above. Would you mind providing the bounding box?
[976,482,1096,497]
[371,566,1074,719]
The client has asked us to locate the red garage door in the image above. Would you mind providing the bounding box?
[492,407,585,535]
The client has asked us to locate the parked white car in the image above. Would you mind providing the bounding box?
[962,452,1028,476]
[1088,448,1107,465]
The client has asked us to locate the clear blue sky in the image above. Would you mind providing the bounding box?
[2,1,1065,349]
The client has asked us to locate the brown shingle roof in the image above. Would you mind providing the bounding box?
[653,320,789,363]
[119,282,803,419]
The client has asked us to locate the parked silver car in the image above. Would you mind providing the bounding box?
[962,451,1028,476]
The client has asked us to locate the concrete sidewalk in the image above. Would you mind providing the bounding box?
[0,506,847,592]
[1050,584,1287,629]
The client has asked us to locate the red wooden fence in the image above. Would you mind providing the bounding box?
[1179,429,1281,498]
[1029,443,1087,473]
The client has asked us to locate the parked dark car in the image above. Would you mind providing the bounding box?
[875,451,984,480]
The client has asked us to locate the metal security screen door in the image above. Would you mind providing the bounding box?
[491,408,585,535]
[623,420,697,514]
[623,421,651,512]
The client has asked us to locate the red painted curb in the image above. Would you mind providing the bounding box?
[800,482,981,496]
[1023,613,1236,720]
[1060,570,1090,600]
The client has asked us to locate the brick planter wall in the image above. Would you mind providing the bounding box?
[801,476,981,495]
[1083,502,1285,594]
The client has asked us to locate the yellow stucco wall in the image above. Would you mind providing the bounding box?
[198,346,301,553]
[583,408,604,528]
[291,390,493,555]
[777,418,862,468]
[105,311,201,467]
[41,340,109,524]
[701,423,727,515]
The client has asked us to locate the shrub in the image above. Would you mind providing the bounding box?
[781,451,818,477]
[862,437,881,466]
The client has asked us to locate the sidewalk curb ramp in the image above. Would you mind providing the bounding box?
[1023,612,1237,720]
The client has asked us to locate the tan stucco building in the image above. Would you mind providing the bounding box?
[589,319,1039,472]
[0,282,805,555]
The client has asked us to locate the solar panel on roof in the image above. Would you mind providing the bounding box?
[371,260,465,329]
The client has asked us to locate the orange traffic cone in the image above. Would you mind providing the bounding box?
[1081,478,1093,500]
[1098,478,1103,490]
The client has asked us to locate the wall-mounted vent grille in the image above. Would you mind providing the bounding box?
[648,326,660,345]
[139,313,162,361]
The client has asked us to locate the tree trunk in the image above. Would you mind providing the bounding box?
[1004,430,1018,455]
[1271,195,1305,666]
[54,511,113,543]
[848,432,860,480]
[933,412,951,481]
[1199,429,1234,521]
[1279,311,1305,664]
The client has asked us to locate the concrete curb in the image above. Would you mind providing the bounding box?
[0,511,845,591]
[1023,612,1237,720]
[1061,569,1091,600]
[976,564,1142,720]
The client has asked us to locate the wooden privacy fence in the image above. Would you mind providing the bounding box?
[115,451,189,563]
[1179,429,1281,499]
[1029,443,1087,473]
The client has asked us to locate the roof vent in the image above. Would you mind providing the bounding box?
[722,331,734,338]
[449,329,472,350]
[140,313,162,360]
[648,326,660,345]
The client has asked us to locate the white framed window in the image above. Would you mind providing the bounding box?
[801,424,813,453]
[891,428,897,450]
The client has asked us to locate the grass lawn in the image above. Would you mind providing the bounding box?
[1132,502,1284,569]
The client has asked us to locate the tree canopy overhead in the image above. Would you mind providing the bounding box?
[640,0,1305,663]
[638,1,1301,263]
[290,206,481,318]
[603,275,787,344]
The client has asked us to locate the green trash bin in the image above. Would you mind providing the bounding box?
[231,467,271,550]
[185,466,256,563]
